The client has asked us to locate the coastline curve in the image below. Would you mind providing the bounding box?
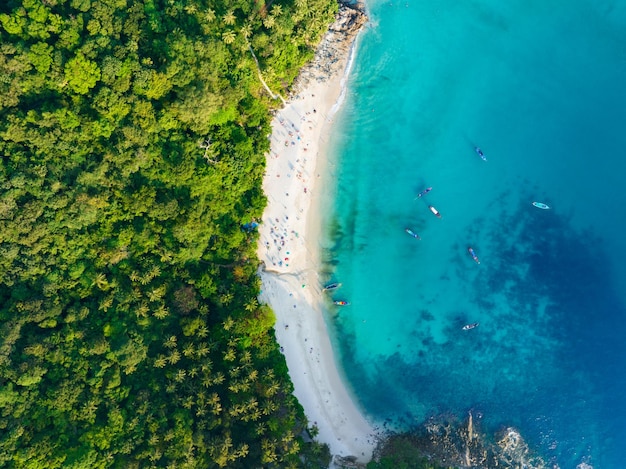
[256,2,378,465]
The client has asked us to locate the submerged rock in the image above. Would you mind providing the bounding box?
[496,427,547,469]
[370,412,552,469]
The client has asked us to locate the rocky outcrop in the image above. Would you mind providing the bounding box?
[371,412,551,469]
[427,414,548,468]
[495,427,546,469]
[333,454,367,469]
[292,2,368,92]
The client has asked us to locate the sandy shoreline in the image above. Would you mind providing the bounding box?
[256,4,378,465]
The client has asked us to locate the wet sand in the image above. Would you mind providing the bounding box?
[256,4,378,464]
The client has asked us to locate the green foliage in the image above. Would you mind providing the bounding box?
[0,0,338,467]
[368,434,453,469]
[64,53,101,94]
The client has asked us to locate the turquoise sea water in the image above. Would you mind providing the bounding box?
[321,1,626,467]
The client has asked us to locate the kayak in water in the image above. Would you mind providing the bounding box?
[415,187,433,199]
[405,228,421,239]
[468,247,480,264]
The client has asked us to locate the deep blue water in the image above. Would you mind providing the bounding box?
[321,1,626,467]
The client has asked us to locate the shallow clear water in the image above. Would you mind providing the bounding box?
[321,1,626,467]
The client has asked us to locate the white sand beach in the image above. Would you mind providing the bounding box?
[256,4,378,465]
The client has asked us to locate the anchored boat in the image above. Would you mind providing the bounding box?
[323,282,341,292]
[333,300,350,306]
[468,247,480,264]
[462,322,479,331]
[475,147,487,161]
[429,205,442,218]
[532,202,550,210]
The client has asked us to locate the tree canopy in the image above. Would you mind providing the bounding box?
[0,0,337,466]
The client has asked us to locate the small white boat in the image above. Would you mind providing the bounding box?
[532,202,550,210]
[428,205,442,218]
[462,322,479,331]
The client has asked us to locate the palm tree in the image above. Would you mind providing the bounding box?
[202,375,212,388]
[240,23,252,40]
[235,444,249,459]
[98,296,113,311]
[246,397,258,412]
[240,350,251,364]
[222,10,236,25]
[136,302,149,318]
[220,291,234,305]
[263,15,275,29]
[261,439,278,464]
[265,381,280,397]
[93,272,109,290]
[271,4,282,16]
[182,396,194,408]
[244,299,257,312]
[148,265,161,279]
[168,350,181,365]
[222,31,236,44]
[224,348,236,362]
[228,366,241,378]
[211,401,222,416]
[204,9,216,22]
[183,343,195,357]
[174,369,186,382]
[148,285,166,302]
[197,344,210,357]
[222,316,234,331]
[153,304,169,319]
[262,400,278,415]
[256,422,267,436]
[154,355,167,368]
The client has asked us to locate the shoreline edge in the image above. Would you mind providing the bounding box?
[256,3,378,465]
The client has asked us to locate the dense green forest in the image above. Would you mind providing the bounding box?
[0,0,337,466]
